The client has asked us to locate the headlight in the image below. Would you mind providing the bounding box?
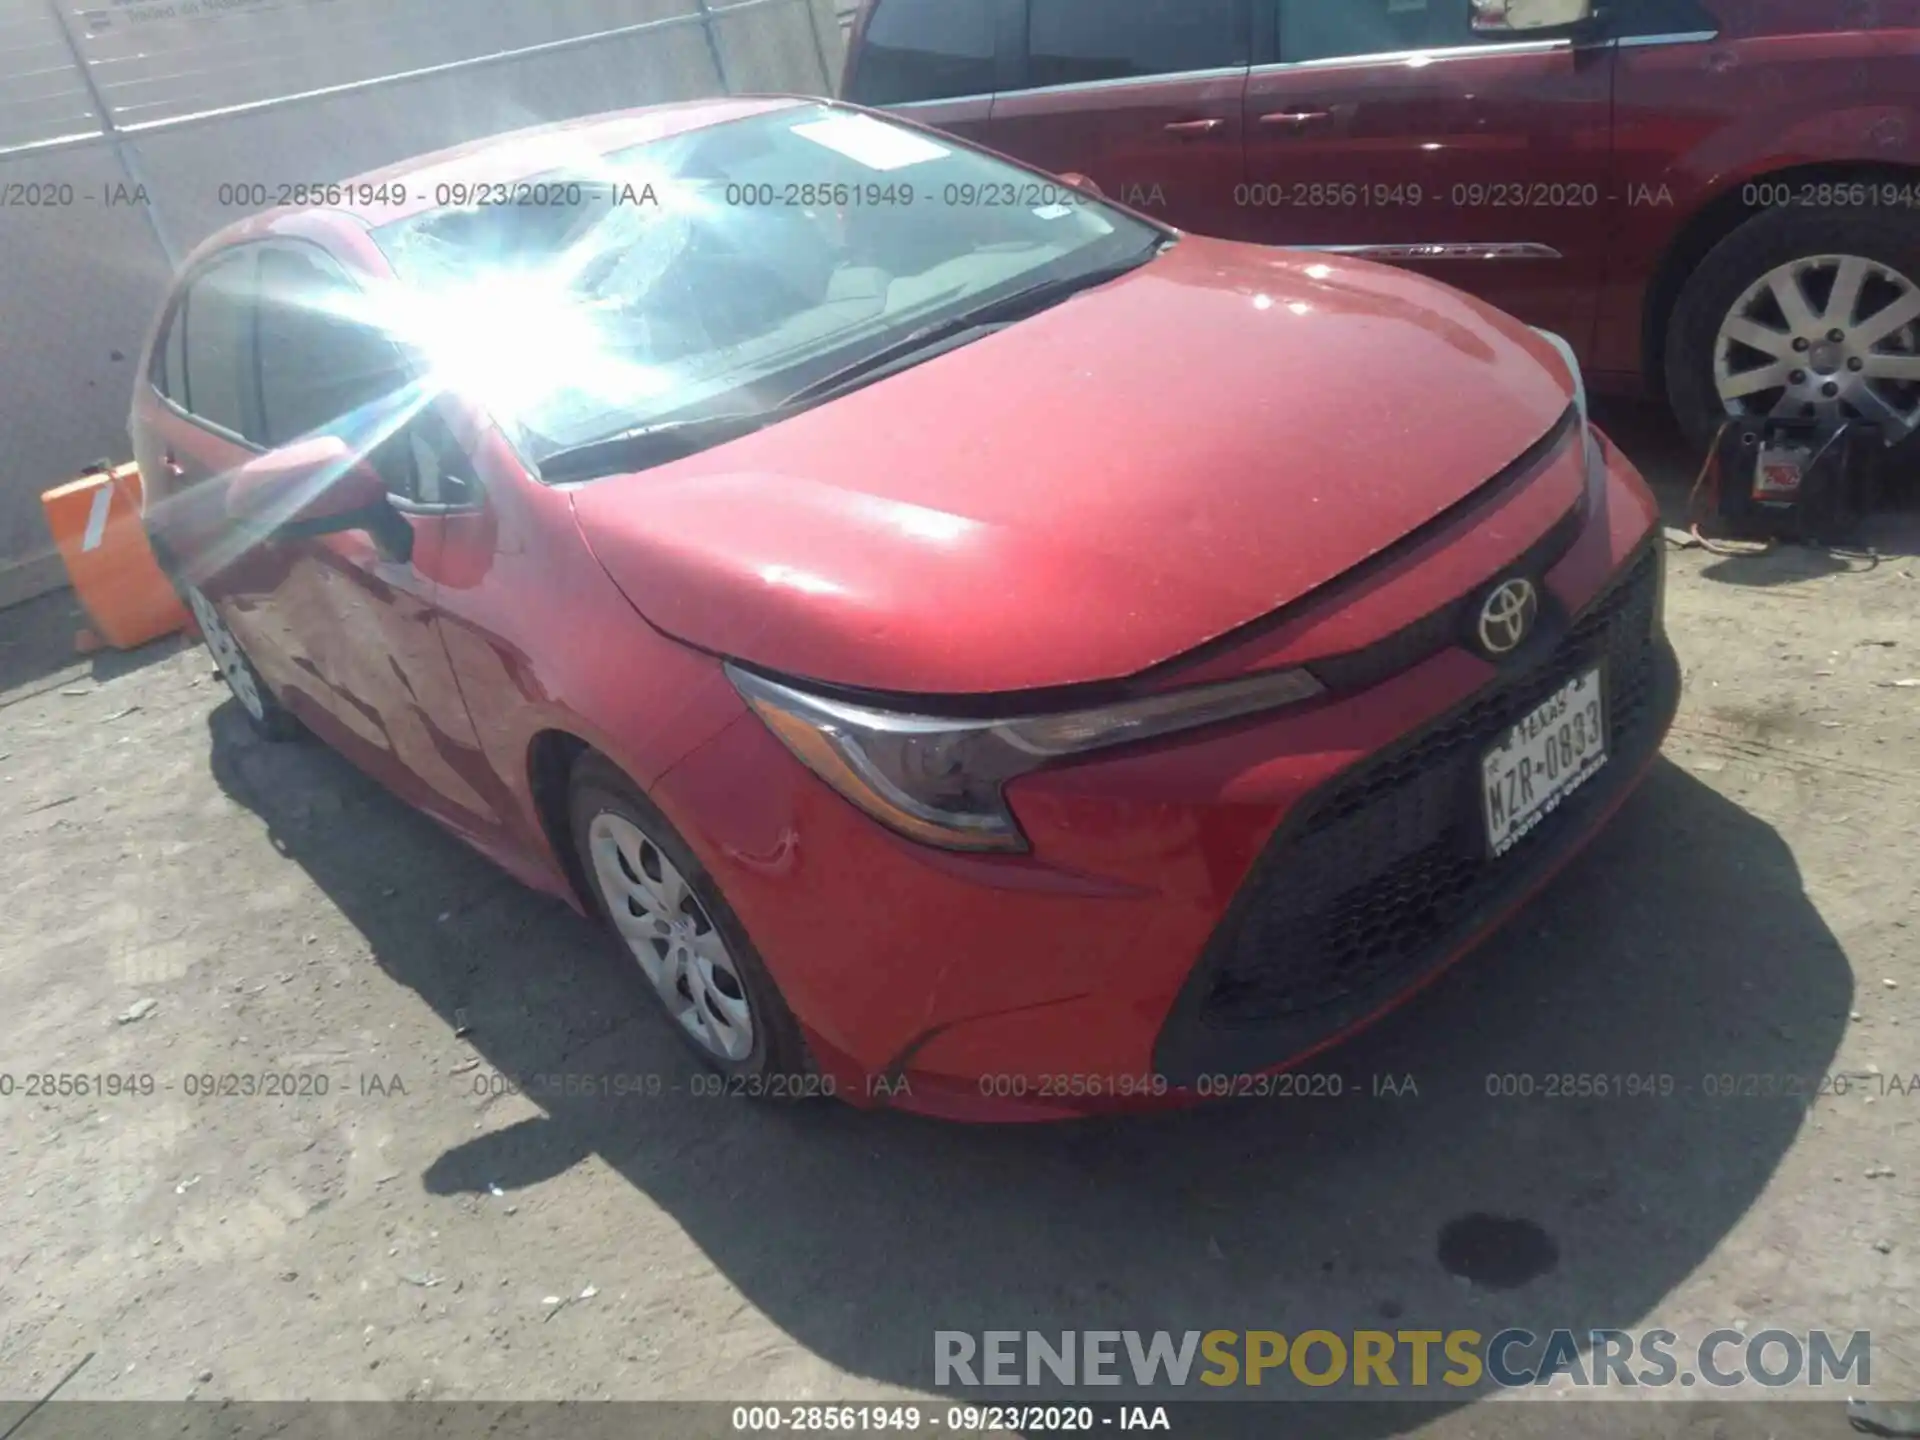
[726,663,1325,853]
[1531,327,1588,431]
[1532,326,1604,482]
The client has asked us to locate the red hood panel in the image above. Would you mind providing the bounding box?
[571,238,1574,695]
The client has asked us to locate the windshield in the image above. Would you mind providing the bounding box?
[368,103,1161,471]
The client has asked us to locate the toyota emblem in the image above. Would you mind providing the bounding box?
[1476,578,1539,657]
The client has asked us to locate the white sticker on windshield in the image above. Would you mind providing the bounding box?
[790,115,950,172]
[1032,203,1074,220]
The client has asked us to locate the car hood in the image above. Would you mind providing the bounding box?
[571,236,1576,697]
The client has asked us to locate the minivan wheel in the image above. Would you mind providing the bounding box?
[568,753,814,1089]
[1666,207,1920,461]
[182,583,303,741]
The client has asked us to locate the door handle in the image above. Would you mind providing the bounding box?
[1259,109,1332,126]
[162,451,185,478]
[1163,118,1225,137]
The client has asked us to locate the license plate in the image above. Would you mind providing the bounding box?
[1481,668,1607,858]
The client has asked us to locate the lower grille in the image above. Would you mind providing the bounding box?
[1157,542,1674,1074]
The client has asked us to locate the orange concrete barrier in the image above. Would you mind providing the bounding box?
[40,460,189,650]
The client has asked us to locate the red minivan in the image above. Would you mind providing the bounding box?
[842,0,1920,456]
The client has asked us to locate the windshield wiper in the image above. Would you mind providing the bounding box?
[534,242,1165,483]
[777,244,1165,409]
[536,410,786,483]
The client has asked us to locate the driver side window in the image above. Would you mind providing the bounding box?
[254,244,477,507]
[1278,0,1502,63]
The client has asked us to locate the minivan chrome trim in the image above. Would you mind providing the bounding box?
[886,93,994,110]
[871,34,1719,112]
[995,64,1252,100]
[1292,241,1563,261]
[1613,30,1719,48]
[1249,38,1569,76]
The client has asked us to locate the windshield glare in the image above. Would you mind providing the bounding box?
[368,104,1158,468]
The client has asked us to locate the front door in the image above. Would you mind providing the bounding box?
[249,241,500,836]
[987,0,1251,234]
[844,0,1005,147]
[1239,0,1614,358]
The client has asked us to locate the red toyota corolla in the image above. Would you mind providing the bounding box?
[133,97,1680,1120]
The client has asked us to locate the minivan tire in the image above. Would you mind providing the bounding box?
[1665,205,1920,469]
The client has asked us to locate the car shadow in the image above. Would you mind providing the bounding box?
[206,703,1850,1436]
[0,585,189,702]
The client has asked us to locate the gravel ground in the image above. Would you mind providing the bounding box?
[1,402,1916,1438]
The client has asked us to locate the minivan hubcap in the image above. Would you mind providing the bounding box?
[587,813,755,1063]
[184,585,266,722]
[1715,254,1920,438]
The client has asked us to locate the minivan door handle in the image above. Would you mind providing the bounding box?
[1163,118,1225,137]
[1259,109,1332,126]
[162,450,185,478]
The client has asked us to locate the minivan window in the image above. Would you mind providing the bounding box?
[1027,0,1245,88]
[1277,0,1500,64]
[1603,0,1719,36]
[846,0,997,105]
[179,251,257,439]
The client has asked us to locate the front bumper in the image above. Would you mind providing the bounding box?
[650,434,1678,1120]
[1155,539,1677,1086]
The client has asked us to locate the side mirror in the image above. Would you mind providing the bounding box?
[227,434,388,527]
[226,434,412,561]
[1471,0,1594,31]
[1058,172,1105,200]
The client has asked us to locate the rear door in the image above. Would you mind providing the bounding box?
[989,0,1251,235]
[135,247,331,719]
[1590,0,1724,382]
[842,0,1006,146]
[1239,0,1614,357]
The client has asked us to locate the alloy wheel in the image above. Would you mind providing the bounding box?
[184,584,266,722]
[1714,253,1920,438]
[586,812,756,1063]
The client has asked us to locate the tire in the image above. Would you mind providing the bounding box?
[181,582,304,742]
[567,752,814,1088]
[1665,205,1920,465]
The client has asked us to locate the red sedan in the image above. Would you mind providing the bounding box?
[133,97,1679,1120]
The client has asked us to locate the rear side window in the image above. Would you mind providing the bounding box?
[1028,0,1246,87]
[179,251,257,440]
[847,0,997,105]
[1278,0,1494,63]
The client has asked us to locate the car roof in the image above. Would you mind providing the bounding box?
[186,95,817,262]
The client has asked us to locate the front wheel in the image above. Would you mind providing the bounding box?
[181,583,302,742]
[568,753,813,1089]
[1665,206,1920,460]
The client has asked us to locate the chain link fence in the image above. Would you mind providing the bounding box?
[0,0,845,609]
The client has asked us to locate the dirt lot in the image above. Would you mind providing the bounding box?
[1,403,1917,1436]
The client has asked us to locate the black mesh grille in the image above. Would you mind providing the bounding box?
[1198,544,1665,1029]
